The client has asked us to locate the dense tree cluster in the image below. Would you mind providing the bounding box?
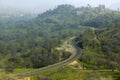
[78,26,120,70]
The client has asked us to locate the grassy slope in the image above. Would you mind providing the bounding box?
[31,66,120,80]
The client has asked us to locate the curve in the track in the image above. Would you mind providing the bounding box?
[15,37,82,77]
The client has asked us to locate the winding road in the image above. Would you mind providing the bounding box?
[15,37,82,77]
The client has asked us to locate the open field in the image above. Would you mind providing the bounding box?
[0,66,120,80]
[30,66,120,80]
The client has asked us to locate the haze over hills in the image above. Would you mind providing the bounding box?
[109,2,120,10]
[0,5,30,15]
[0,3,53,15]
[0,5,37,24]
[0,0,120,15]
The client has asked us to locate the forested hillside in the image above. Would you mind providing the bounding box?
[0,4,120,73]
[76,26,120,70]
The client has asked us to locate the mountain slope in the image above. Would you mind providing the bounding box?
[0,4,120,70]
[77,26,120,70]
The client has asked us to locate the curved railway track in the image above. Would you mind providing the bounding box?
[15,37,82,77]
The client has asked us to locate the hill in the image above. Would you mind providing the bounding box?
[35,4,120,28]
[0,4,120,74]
[76,26,120,70]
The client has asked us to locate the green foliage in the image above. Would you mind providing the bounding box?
[34,66,120,80]
[4,62,15,73]
[83,12,120,27]
[78,26,120,70]
[0,4,120,70]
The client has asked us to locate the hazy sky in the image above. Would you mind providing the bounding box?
[0,0,120,13]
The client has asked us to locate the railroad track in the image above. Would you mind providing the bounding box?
[15,37,82,77]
